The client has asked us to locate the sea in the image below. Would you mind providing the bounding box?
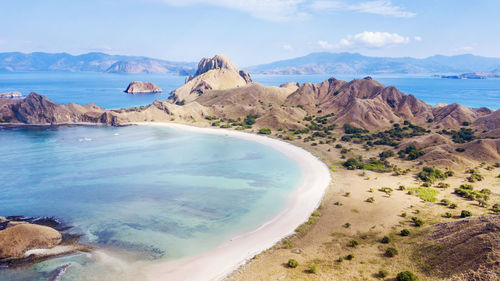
[0,125,301,280]
[0,72,499,109]
[0,71,499,280]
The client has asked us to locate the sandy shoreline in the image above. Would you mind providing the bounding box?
[132,122,332,281]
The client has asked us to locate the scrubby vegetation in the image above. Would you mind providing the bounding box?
[287,259,298,268]
[342,157,392,172]
[417,166,448,184]
[396,271,419,281]
[398,144,425,160]
[409,187,439,202]
[258,128,271,135]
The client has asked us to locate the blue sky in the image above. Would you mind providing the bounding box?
[1,0,498,66]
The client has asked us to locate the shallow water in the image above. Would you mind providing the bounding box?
[0,125,302,280]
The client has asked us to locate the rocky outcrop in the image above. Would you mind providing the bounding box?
[125,81,162,94]
[0,92,122,125]
[0,223,62,261]
[169,54,252,104]
[0,91,22,99]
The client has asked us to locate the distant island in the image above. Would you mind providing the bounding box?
[124,81,162,94]
[0,52,196,74]
[247,52,500,75]
[436,69,500,79]
[2,51,500,75]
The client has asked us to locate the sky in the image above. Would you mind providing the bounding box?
[1,0,499,66]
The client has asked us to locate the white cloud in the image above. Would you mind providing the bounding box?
[283,44,293,51]
[157,0,309,22]
[452,46,474,53]
[348,0,416,18]
[317,40,334,49]
[154,0,415,22]
[414,36,422,41]
[309,1,343,11]
[310,0,415,18]
[319,31,412,50]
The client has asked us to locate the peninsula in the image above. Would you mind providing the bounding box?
[1,54,499,281]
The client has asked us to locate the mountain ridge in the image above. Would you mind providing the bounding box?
[0,52,196,74]
[248,52,500,75]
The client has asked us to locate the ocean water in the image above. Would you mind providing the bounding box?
[254,74,500,109]
[0,125,302,280]
[0,72,499,109]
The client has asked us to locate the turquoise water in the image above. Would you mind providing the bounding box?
[0,125,302,280]
[0,72,499,109]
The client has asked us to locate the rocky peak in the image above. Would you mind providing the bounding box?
[194,54,239,77]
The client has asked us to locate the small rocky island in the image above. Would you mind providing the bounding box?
[0,216,88,267]
[0,92,22,99]
[124,81,162,94]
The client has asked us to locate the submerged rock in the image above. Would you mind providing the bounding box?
[124,81,162,94]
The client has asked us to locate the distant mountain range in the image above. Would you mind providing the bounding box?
[436,69,500,79]
[247,52,500,75]
[0,52,196,74]
[2,51,500,76]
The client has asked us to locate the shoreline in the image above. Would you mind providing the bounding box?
[132,122,332,281]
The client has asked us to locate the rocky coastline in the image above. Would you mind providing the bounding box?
[0,215,89,268]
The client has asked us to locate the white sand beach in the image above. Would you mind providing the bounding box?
[133,122,332,281]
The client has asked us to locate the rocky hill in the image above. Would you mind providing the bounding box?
[169,54,253,104]
[0,93,120,125]
[0,52,195,74]
[419,215,499,280]
[2,54,500,166]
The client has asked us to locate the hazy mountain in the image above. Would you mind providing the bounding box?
[0,52,196,74]
[248,52,500,75]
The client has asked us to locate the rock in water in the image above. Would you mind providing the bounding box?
[0,92,22,99]
[0,224,62,260]
[124,81,162,94]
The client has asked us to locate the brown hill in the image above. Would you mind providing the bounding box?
[0,92,120,125]
[419,215,500,280]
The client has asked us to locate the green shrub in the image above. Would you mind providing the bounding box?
[308,264,317,274]
[412,217,424,227]
[449,203,458,209]
[398,144,425,160]
[409,187,439,202]
[460,210,472,218]
[366,197,375,203]
[417,166,447,184]
[346,254,354,260]
[385,247,399,257]
[396,271,419,281]
[282,239,294,249]
[258,128,271,135]
[288,259,299,268]
[348,240,359,247]
[378,269,389,278]
[400,229,410,236]
[444,212,453,218]
[381,236,390,244]
[440,199,450,206]
[493,203,500,213]
[244,114,260,126]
